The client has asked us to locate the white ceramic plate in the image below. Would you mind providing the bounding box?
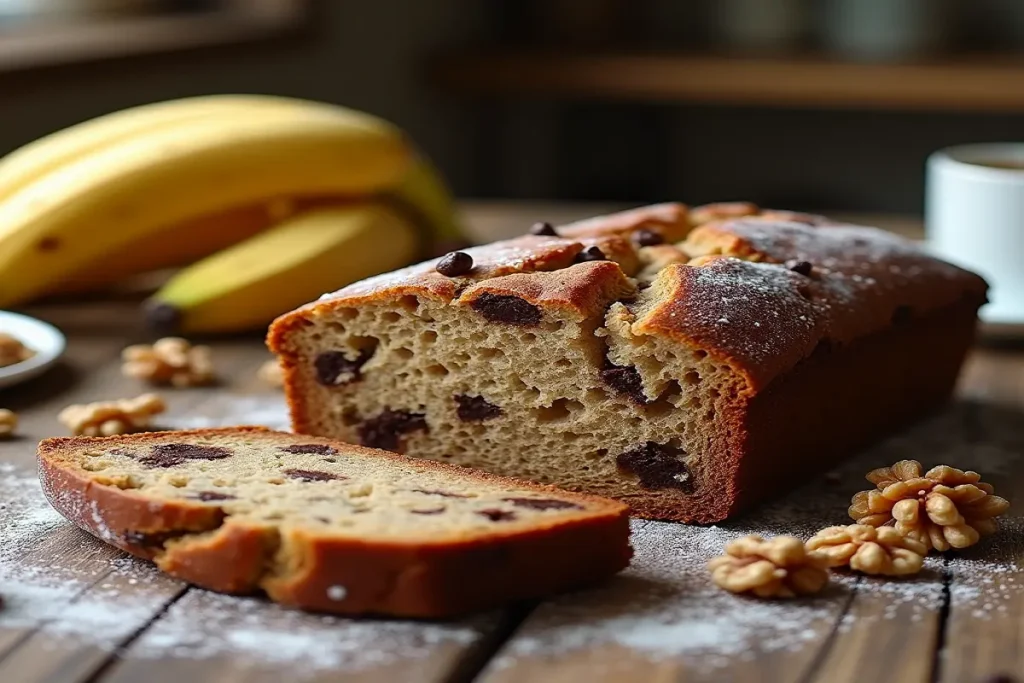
[0,311,66,390]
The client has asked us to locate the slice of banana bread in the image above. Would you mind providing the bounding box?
[37,427,631,617]
[267,202,988,523]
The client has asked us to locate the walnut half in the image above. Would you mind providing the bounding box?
[0,409,16,438]
[849,460,1009,552]
[806,524,927,576]
[58,394,166,436]
[122,338,215,388]
[708,535,830,598]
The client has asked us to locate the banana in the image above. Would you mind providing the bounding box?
[145,203,418,334]
[0,103,409,307]
[43,195,342,295]
[388,153,465,249]
[0,94,326,202]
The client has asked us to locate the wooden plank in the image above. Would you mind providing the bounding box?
[938,349,1024,683]
[0,332,281,682]
[478,520,854,683]
[0,0,306,75]
[432,51,1024,113]
[92,357,508,683]
[481,349,1024,682]
[101,589,500,683]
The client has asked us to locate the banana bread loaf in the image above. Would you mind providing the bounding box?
[38,427,631,617]
[267,203,988,523]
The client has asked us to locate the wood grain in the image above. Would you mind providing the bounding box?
[433,51,1024,113]
[0,210,1021,682]
[938,351,1024,683]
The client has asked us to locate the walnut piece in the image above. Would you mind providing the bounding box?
[0,409,17,438]
[122,338,215,388]
[806,524,927,576]
[58,394,166,436]
[258,359,284,388]
[849,460,1010,552]
[0,333,35,368]
[708,535,830,598]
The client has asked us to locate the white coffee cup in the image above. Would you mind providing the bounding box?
[926,143,1024,326]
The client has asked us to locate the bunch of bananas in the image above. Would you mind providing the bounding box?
[0,95,462,333]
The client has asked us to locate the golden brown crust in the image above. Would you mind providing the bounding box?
[558,202,692,242]
[37,428,632,618]
[266,203,988,523]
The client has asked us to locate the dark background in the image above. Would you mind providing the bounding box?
[3,0,1023,214]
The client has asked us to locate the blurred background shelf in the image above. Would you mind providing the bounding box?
[432,50,1024,113]
[0,0,306,73]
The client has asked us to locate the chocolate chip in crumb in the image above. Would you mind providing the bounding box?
[529,221,558,236]
[503,497,582,511]
[436,251,474,277]
[193,491,235,501]
[892,305,912,325]
[617,442,693,492]
[358,409,428,452]
[470,292,542,326]
[283,468,345,482]
[787,260,814,277]
[575,246,607,263]
[455,394,503,422]
[123,529,181,549]
[633,229,664,247]
[314,349,373,387]
[600,363,648,405]
[279,444,337,456]
[139,444,232,468]
[478,508,517,522]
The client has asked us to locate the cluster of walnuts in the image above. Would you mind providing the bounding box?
[50,338,283,436]
[710,460,1010,599]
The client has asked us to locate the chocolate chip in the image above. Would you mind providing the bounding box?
[279,444,337,456]
[470,292,542,326]
[633,229,664,247]
[616,442,693,492]
[478,509,517,522]
[436,251,474,277]
[574,246,606,263]
[315,349,373,387]
[139,444,232,468]
[529,221,558,236]
[788,260,814,277]
[410,508,446,515]
[410,488,471,498]
[123,530,181,548]
[455,394,503,422]
[892,305,912,325]
[192,491,235,501]
[283,468,345,482]
[503,497,582,511]
[600,362,648,405]
[358,409,428,452]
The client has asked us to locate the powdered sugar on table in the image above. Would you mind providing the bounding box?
[2,399,1021,677]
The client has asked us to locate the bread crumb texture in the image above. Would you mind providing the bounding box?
[37,428,631,617]
[268,202,987,523]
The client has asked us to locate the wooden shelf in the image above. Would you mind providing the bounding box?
[0,0,306,73]
[432,50,1024,112]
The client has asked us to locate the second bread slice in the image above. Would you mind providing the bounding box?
[38,427,632,618]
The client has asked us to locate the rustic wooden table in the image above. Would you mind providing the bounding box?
[1,204,1022,683]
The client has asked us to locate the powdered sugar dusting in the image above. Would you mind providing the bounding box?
[0,419,486,676]
[488,401,1024,674]
[3,400,1021,675]
[159,394,290,431]
[130,589,482,672]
